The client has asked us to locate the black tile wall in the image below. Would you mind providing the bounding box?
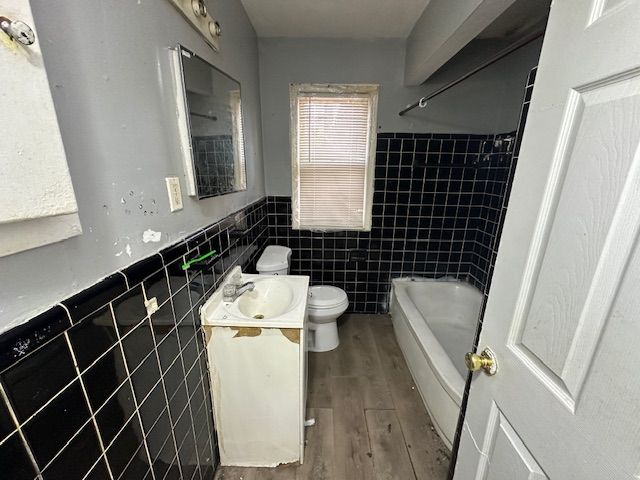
[449,66,537,480]
[1,432,37,480]
[466,131,519,290]
[0,198,269,480]
[267,129,517,313]
[192,135,237,198]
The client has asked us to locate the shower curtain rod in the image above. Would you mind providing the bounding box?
[398,30,544,116]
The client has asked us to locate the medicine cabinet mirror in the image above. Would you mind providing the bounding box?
[173,45,247,199]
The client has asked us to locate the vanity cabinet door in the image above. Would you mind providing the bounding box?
[208,326,303,467]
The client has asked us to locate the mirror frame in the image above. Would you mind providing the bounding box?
[171,44,248,199]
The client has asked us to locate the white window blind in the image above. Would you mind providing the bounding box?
[291,84,378,231]
[230,90,247,190]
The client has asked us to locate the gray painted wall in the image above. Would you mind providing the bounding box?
[0,0,264,332]
[259,37,542,195]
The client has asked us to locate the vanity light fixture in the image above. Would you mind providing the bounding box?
[168,0,220,51]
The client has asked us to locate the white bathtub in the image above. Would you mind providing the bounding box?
[390,277,483,449]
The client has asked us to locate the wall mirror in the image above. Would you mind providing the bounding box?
[173,46,247,199]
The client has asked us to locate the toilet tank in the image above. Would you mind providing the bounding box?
[256,245,292,275]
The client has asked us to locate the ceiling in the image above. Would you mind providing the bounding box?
[240,0,431,38]
[477,0,552,40]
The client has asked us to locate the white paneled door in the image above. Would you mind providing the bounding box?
[455,0,640,479]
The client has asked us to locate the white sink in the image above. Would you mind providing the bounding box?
[233,277,294,319]
[200,267,309,328]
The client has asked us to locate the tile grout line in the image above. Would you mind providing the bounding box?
[0,382,44,480]
[0,303,74,391]
[171,294,205,480]
[36,416,96,474]
[188,283,220,474]
[147,297,187,480]
[64,330,115,480]
[5,372,78,442]
[117,271,130,290]
[111,303,158,480]
[80,455,110,480]
[195,328,217,469]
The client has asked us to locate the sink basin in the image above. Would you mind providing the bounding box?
[200,267,309,329]
[235,277,294,319]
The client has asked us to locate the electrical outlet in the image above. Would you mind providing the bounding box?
[165,177,183,212]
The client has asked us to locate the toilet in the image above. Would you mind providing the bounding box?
[255,245,292,275]
[305,285,348,352]
[257,245,348,352]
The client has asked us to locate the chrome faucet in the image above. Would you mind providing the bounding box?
[223,281,255,302]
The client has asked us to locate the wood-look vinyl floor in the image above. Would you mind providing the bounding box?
[214,314,450,480]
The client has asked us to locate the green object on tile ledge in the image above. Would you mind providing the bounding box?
[181,250,217,270]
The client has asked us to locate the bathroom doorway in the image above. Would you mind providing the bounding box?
[451,0,640,478]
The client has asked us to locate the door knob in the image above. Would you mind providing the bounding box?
[465,347,498,376]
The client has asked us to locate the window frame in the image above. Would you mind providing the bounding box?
[289,83,379,231]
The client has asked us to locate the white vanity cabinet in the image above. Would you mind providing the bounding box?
[201,270,309,467]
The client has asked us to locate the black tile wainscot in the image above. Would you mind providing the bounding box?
[268,130,522,314]
[448,67,537,479]
[0,198,268,480]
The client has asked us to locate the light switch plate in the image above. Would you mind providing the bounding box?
[165,177,183,212]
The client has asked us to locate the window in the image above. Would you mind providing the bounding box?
[230,90,247,190]
[290,84,378,231]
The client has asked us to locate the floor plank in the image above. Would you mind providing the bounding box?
[370,313,392,326]
[253,465,297,480]
[307,352,334,408]
[355,374,394,410]
[215,464,297,480]
[370,322,450,480]
[214,465,258,479]
[331,314,380,377]
[331,376,376,480]
[366,409,417,480]
[296,408,334,480]
[331,315,394,409]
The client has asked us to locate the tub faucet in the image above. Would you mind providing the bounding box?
[224,281,255,302]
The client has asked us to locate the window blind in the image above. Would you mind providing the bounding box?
[231,91,247,190]
[292,89,376,230]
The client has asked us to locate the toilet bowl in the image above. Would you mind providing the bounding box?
[256,245,348,352]
[307,285,348,352]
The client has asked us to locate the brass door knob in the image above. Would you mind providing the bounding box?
[465,347,498,375]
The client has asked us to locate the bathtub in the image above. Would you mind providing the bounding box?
[390,277,483,449]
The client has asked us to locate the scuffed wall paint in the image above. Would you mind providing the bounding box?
[143,229,162,243]
[0,0,265,332]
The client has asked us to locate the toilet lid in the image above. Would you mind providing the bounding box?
[257,245,291,271]
[308,286,348,309]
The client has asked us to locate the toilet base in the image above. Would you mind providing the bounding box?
[308,321,339,352]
